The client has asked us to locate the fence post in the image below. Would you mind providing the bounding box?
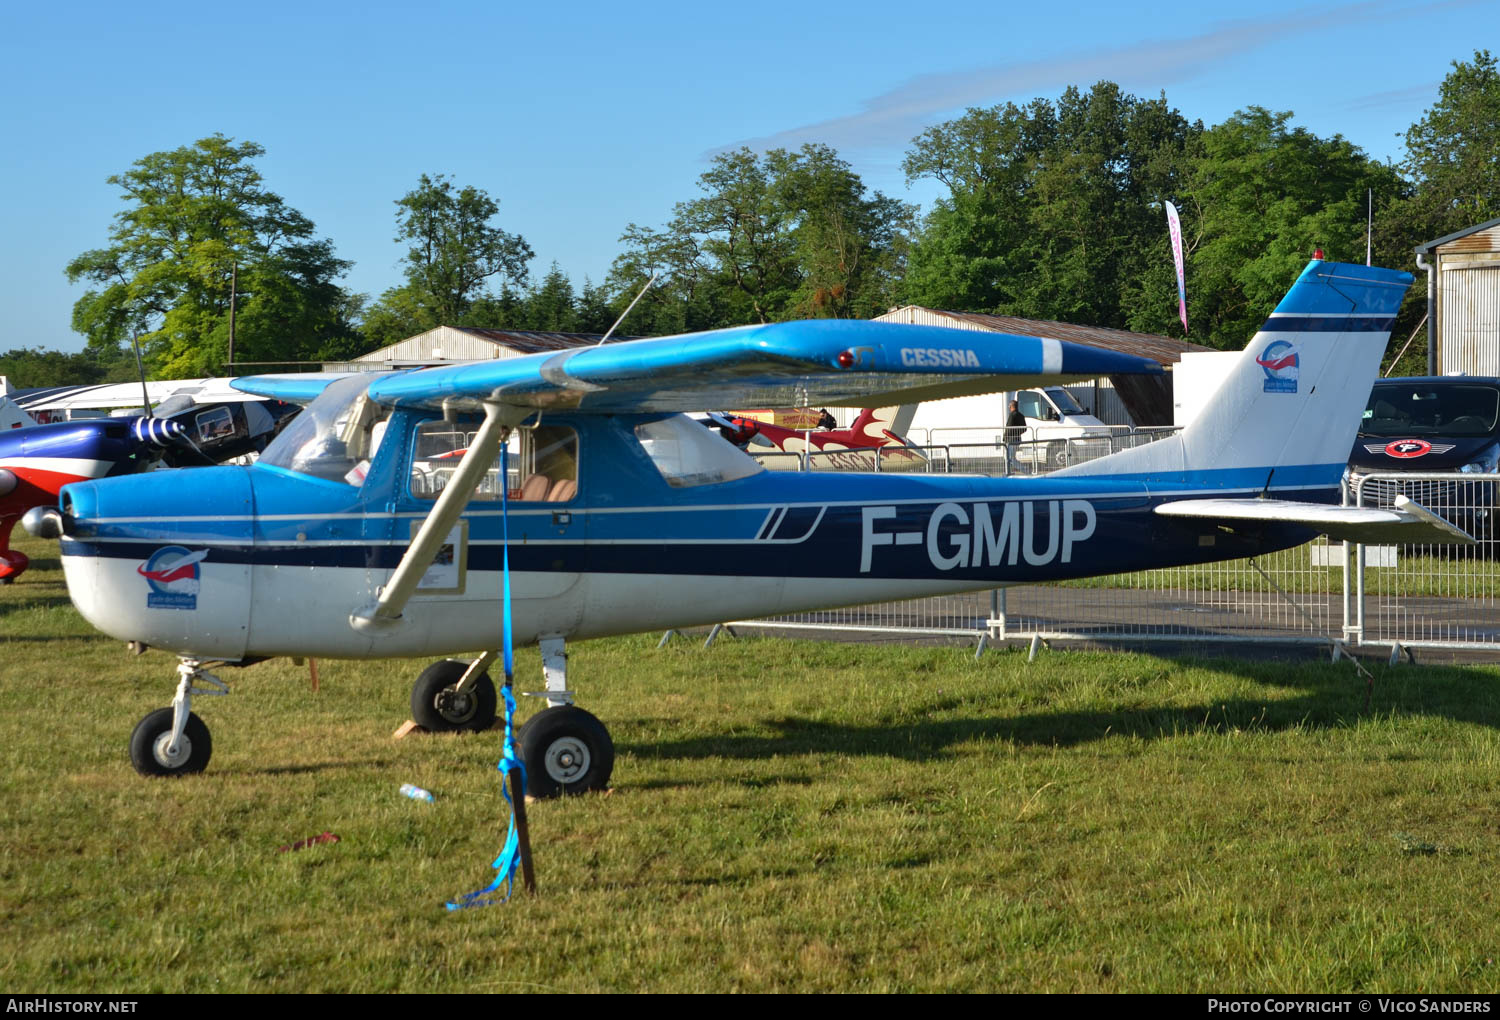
[987,588,1007,641]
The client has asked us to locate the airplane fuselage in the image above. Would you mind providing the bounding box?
[56,409,1322,662]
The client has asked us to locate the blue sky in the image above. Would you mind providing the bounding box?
[1,0,1492,354]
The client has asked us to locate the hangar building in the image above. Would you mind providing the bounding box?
[873,306,1210,426]
[323,326,619,372]
[1416,217,1500,376]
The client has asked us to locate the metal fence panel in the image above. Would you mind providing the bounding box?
[988,539,1344,645]
[728,465,1499,659]
[1354,472,1500,650]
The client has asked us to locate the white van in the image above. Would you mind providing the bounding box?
[899,387,1114,466]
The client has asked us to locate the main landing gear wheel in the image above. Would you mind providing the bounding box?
[410,660,497,732]
[129,708,212,777]
[517,706,614,798]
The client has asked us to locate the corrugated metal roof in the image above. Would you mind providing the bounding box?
[351,326,637,365]
[447,327,638,353]
[875,306,1211,365]
[1416,216,1500,254]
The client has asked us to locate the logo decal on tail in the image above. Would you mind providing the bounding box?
[1257,341,1299,393]
[139,546,206,610]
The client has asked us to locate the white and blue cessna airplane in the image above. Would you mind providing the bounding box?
[25,261,1471,793]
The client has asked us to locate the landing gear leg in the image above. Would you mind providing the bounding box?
[0,516,28,584]
[129,659,228,777]
[518,636,614,797]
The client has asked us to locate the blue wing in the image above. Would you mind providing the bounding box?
[236,320,1162,413]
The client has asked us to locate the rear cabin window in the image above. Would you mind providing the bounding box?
[633,415,763,487]
[409,421,579,502]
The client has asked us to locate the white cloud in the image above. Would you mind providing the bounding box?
[710,0,1413,157]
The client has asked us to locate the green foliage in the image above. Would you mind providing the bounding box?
[1401,49,1500,239]
[65,134,359,376]
[1179,108,1400,349]
[362,173,535,341]
[609,145,913,334]
[0,346,138,388]
[903,85,1203,332]
[521,263,579,332]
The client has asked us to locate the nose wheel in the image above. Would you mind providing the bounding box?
[129,659,227,777]
[130,708,212,776]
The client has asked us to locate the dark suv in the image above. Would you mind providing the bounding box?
[1347,377,1500,544]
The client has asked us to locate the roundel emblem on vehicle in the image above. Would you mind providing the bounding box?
[1385,439,1432,459]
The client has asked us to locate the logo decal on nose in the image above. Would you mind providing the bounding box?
[139,546,206,610]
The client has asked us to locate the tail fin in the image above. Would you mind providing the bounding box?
[849,406,916,445]
[1055,261,1411,494]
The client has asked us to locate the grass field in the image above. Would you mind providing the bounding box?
[4,534,1500,993]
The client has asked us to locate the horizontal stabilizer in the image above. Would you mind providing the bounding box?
[1154,497,1476,546]
[230,373,355,405]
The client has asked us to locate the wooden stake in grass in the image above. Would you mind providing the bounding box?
[508,762,537,895]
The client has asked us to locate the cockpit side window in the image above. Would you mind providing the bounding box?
[409,419,580,502]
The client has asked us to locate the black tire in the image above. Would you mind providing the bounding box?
[410,660,497,732]
[129,707,212,777]
[1047,441,1067,468]
[517,706,614,798]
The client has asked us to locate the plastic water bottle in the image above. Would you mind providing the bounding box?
[400,783,434,803]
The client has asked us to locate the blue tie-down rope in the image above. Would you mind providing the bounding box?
[447,439,526,911]
[445,684,527,910]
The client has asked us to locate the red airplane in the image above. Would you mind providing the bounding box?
[706,406,924,469]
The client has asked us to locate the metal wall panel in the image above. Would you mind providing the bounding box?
[1439,263,1500,376]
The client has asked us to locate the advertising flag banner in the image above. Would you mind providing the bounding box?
[1166,201,1188,334]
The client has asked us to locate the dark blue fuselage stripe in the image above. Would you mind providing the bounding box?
[1260,317,1394,332]
[59,493,1324,584]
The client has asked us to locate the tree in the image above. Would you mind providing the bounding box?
[521,263,578,332]
[364,174,534,339]
[609,145,912,333]
[65,134,359,376]
[1178,108,1399,349]
[0,347,137,388]
[1400,50,1500,238]
[902,85,1202,326]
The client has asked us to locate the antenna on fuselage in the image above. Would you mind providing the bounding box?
[594,271,658,346]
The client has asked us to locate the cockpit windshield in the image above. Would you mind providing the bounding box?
[258,375,391,484]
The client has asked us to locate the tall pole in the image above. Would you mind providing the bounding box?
[131,331,150,418]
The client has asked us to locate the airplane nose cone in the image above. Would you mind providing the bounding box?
[21,505,66,539]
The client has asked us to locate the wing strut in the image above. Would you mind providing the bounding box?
[350,400,528,632]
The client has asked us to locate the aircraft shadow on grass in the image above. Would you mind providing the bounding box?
[620,657,1500,763]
